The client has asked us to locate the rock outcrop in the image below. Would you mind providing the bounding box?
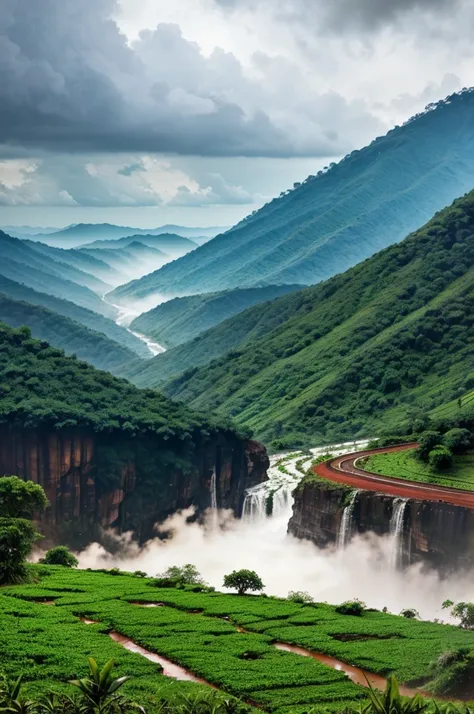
[288,482,474,572]
[0,426,268,548]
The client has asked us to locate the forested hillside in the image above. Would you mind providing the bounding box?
[0,295,142,374]
[0,232,116,318]
[0,275,149,358]
[161,191,474,446]
[24,240,123,286]
[130,284,300,349]
[109,89,474,304]
[87,233,196,256]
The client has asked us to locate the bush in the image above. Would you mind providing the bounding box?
[443,428,472,454]
[428,446,453,470]
[400,608,420,619]
[416,431,443,461]
[40,546,78,568]
[155,564,206,587]
[287,590,315,604]
[335,599,366,616]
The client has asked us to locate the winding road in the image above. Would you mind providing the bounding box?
[314,443,474,508]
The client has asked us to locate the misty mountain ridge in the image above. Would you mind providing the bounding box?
[108,88,474,306]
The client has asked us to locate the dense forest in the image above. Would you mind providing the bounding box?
[0,274,149,358]
[0,295,142,374]
[130,284,300,349]
[159,190,474,446]
[110,89,474,302]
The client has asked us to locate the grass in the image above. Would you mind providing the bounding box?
[362,449,474,491]
[2,568,474,712]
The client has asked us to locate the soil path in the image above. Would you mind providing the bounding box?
[314,443,474,507]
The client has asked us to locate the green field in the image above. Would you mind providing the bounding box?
[363,449,474,491]
[3,568,474,713]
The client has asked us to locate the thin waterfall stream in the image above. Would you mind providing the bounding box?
[337,490,360,549]
[389,498,408,570]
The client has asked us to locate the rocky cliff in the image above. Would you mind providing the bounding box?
[0,425,268,548]
[288,482,474,572]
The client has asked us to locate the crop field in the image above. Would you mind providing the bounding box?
[2,568,474,713]
[363,449,474,491]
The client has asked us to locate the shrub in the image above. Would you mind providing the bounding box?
[223,569,264,595]
[156,564,206,587]
[400,609,420,619]
[443,428,472,454]
[428,446,453,470]
[287,591,315,604]
[40,546,78,568]
[416,431,443,461]
[335,599,366,616]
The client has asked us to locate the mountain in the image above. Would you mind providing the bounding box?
[23,240,123,286]
[129,285,302,349]
[0,231,111,296]
[0,274,150,358]
[157,190,474,447]
[0,322,267,545]
[86,233,197,257]
[0,225,59,237]
[0,295,142,374]
[33,223,226,248]
[109,89,474,305]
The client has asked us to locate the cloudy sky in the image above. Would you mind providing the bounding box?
[1,0,473,229]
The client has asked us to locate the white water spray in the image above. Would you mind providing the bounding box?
[337,490,360,549]
[389,499,408,570]
[210,469,217,512]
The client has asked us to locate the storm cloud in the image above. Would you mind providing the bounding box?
[0,0,383,158]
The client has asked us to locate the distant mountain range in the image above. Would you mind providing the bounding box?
[27,223,227,249]
[0,231,116,318]
[109,89,474,306]
[143,189,474,447]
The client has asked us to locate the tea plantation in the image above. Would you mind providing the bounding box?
[363,449,474,490]
[2,568,474,713]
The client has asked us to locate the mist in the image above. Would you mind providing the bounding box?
[76,506,474,623]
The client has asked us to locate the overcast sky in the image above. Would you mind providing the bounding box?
[1,0,473,228]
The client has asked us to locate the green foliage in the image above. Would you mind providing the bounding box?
[449,603,474,630]
[223,570,264,596]
[400,610,420,620]
[428,447,453,471]
[0,476,48,518]
[287,591,315,604]
[70,657,134,713]
[361,675,428,714]
[363,449,474,491]
[335,601,366,617]
[156,566,206,588]
[442,429,472,454]
[153,189,474,447]
[40,547,79,568]
[427,648,474,696]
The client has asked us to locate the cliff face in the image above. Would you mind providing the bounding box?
[288,483,474,572]
[0,426,268,548]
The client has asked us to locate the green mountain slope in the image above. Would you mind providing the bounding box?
[109,89,474,305]
[0,319,246,448]
[24,240,123,286]
[161,191,474,446]
[0,295,142,374]
[130,284,301,349]
[0,232,115,319]
[0,275,150,358]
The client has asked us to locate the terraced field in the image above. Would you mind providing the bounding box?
[363,449,474,491]
[3,568,474,713]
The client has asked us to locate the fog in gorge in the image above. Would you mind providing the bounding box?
[76,500,474,624]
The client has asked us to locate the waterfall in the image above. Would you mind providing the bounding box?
[210,469,217,511]
[337,490,359,549]
[389,499,407,570]
[242,485,267,520]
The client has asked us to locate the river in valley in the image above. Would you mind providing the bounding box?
[102,296,166,357]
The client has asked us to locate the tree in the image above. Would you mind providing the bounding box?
[287,590,314,604]
[223,569,264,595]
[40,546,78,568]
[428,446,453,470]
[156,564,205,586]
[448,602,474,629]
[443,428,472,454]
[0,475,47,585]
[416,431,442,461]
[400,608,419,619]
[0,476,48,517]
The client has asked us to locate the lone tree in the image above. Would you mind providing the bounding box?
[223,569,264,596]
[40,545,78,568]
[0,476,48,584]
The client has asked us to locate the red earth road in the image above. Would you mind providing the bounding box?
[314,443,474,507]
